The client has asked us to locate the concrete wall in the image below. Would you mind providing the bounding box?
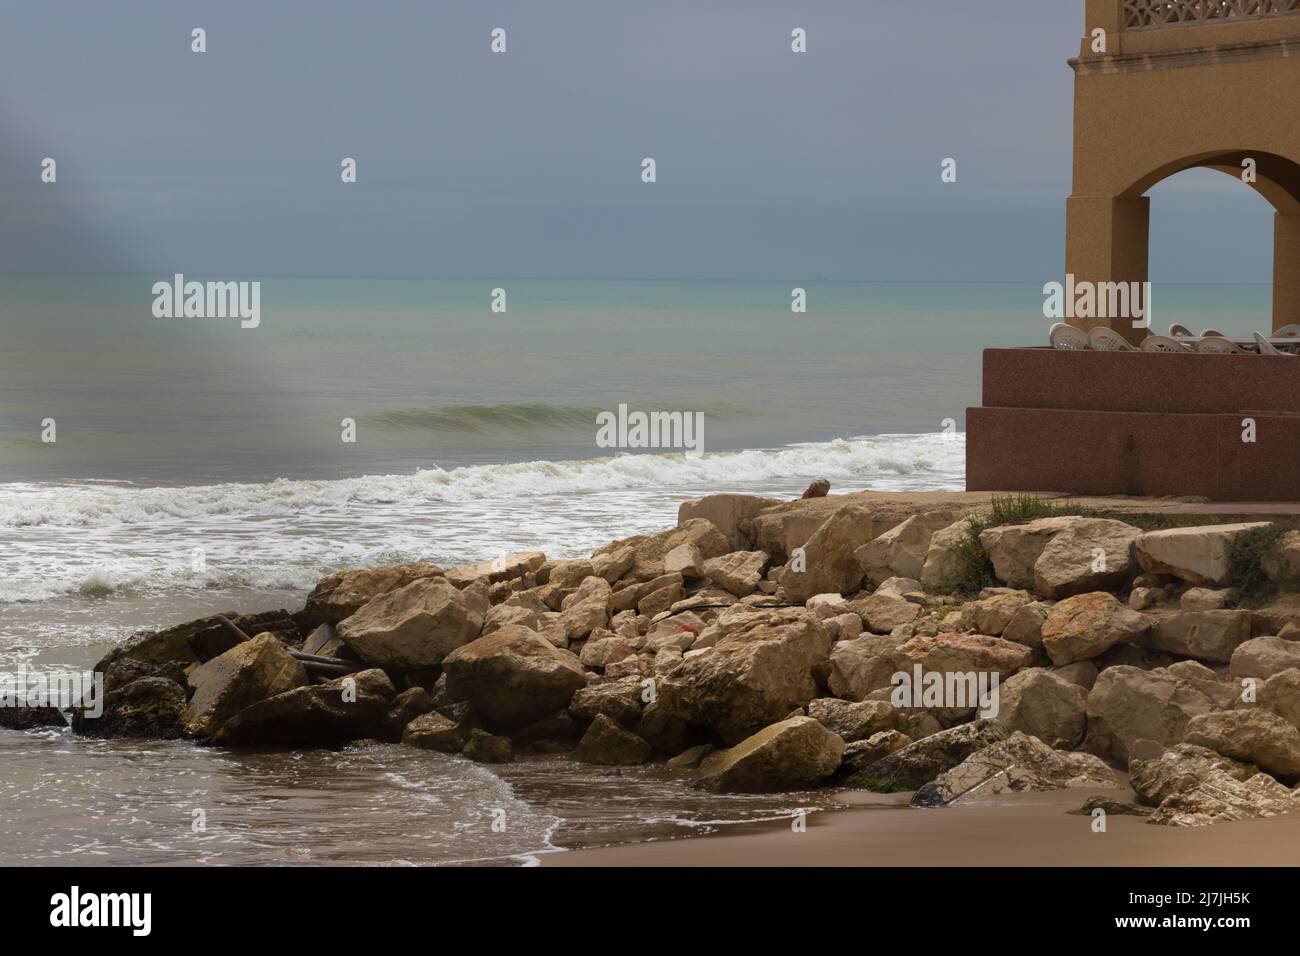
[967,348,1300,500]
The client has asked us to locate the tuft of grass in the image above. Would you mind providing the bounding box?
[987,493,1087,525]
[935,495,1083,595]
[1228,523,1292,607]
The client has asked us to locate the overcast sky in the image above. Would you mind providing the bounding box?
[0,0,1276,283]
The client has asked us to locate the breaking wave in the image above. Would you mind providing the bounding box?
[0,434,964,603]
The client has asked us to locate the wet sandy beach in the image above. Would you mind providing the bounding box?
[543,788,1300,867]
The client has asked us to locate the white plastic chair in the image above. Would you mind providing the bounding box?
[1168,323,1194,338]
[1274,324,1300,337]
[1200,328,1227,338]
[1089,327,1137,351]
[1140,335,1192,353]
[1254,331,1293,356]
[1196,336,1247,354]
[1049,323,1090,351]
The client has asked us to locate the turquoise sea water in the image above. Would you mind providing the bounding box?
[0,276,1273,482]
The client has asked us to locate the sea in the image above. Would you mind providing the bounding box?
[0,275,1272,864]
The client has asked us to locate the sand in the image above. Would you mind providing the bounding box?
[543,787,1300,867]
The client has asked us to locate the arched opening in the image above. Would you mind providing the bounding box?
[1125,151,1300,337]
[1066,151,1300,341]
[1143,164,1279,336]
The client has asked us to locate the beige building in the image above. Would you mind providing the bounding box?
[1068,0,1300,341]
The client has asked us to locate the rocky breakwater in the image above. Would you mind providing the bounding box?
[15,493,1300,826]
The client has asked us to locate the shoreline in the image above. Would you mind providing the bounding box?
[543,787,1300,867]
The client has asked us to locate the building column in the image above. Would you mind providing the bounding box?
[1065,195,1151,343]
[1274,212,1300,332]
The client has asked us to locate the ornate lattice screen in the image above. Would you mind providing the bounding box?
[1123,0,1300,28]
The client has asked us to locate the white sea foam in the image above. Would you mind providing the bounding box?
[0,434,963,603]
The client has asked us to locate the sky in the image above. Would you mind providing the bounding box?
[0,0,1277,283]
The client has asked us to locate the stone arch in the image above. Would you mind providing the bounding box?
[1065,1,1300,340]
[1121,150,1300,214]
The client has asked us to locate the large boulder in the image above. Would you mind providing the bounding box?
[979,517,1080,590]
[1230,636,1300,680]
[1130,743,1299,827]
[912,731,1120,807]
[663,543,705,580]
[1040,592,1150,666]
[97,657,185,696]
[1137,522,1272,586]
[695,716,845,793]
[614,518,730,581]
[638,582,684,618]
[572,714,652,766]
[0,705,67,731]
[461,729,514,763]
[482,603,541,637]
[1183,709,1300,782]
[703,551,769,597]
[568,676,644,727]
[847,592,921,634]
[806,697,897,743]
[214,669,397,746]
[1031,519,1140,599]
[544,559,596,592]
[750,497,897,564]
[98,609,300,670]
[658,608,832,744]
[444,552,545,589]
[336,576,487,669]
[591,545,636,584]
[839,730,913,776]
[184,633,309,738]
[851,719,1008,791]
[579,635,636,670]
[1084,664,1232,765]
[919,518,973,591]
[1144,610,1252,665]
[1181,588,1231,611]
[558,580,611,642]
[894,633,1033,679]
[72,677,186,739]
[635,699,690,753]
[828,632,907,701]
[305,562,445,625]
[677,494,782,551]
[855,511,961,586]
[1260,668,1300,729]
[608,572,683,615]
[442,626,588,731]
[381,686,436,741]
[995,667,1088,750]
[1003,600,1051,649]
[958,589,1031,636]
[778,507,874,603]
[402,711,471,753]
